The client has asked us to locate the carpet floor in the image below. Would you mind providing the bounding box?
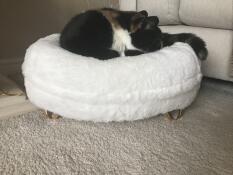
[0,78,233,175]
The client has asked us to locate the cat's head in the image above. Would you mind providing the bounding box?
[141,16,160,30]
[101,8,160,33]
[142,16,162,51]
[129,10,149,33]
[125,12,160,33]
[112,9,149,33]
[130,15,162,52]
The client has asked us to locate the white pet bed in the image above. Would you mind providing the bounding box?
[22,34,202,122]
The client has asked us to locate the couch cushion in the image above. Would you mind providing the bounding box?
[138,0,181,25]
[160,25,233,82]
[119,0,181,25]
[179,0,233,30]
[119,0,137,11]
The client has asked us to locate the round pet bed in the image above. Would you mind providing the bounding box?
[22,34,202,122]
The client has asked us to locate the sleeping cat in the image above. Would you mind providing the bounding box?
[60,8,152,59]
[60,8,207,60]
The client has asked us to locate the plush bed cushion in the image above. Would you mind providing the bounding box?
[22,34,202,122]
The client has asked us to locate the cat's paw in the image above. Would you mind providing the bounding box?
[125,50,144,56]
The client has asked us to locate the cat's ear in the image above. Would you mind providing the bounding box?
[138,10,148,17]
[140,16,160,30]
[151,16,159,26]
[130,10,149,33]
[145,16,159,27]
[130,14,146,33]
[132,10,148,20]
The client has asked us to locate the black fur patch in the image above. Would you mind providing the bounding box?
[60,10,120,60]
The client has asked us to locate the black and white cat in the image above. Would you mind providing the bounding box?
[60,8,207,60]
[60,8,151,59]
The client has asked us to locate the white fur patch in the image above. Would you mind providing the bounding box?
[111,28,138,56]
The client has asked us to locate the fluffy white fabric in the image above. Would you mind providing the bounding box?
[22,34,202,122]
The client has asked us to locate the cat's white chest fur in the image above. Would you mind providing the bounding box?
[111,28,137,56]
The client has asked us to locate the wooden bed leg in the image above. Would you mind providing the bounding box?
[45,110,53,119]
[166,109,183,120]
[45,110,61,119]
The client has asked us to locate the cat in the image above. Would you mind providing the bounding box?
[60,8,149,60]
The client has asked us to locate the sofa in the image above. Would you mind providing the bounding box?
[119,0,233,82]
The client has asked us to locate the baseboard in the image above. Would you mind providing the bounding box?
[0,58,23,76]
[0,74,37,119]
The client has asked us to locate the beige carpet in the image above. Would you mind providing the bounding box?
[0,78,233,175]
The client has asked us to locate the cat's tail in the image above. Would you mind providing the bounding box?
[162,33,208,60]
